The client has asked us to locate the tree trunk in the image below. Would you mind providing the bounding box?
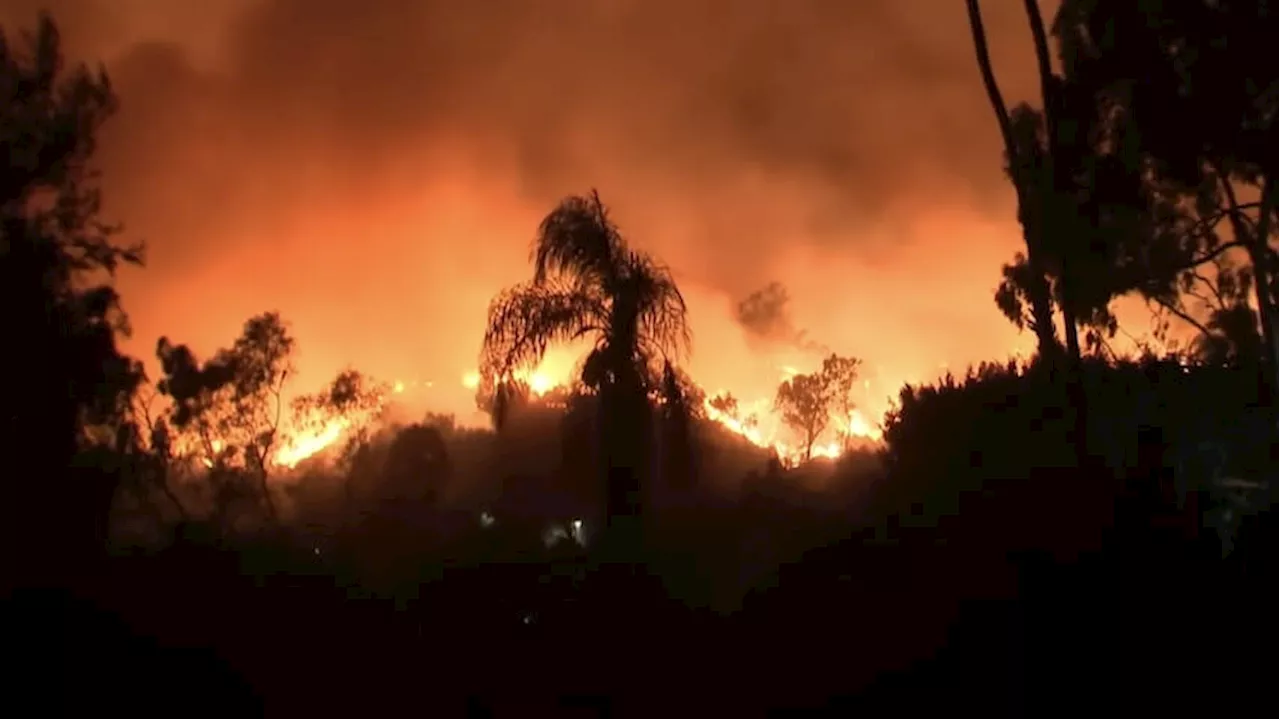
[1057,274,1093,468]
[254,458,279,523]
[598,379,649,566]
[155,463,189,522]
[1026,250,1061,361]
[1023,0,1093,471]
[967,0,1061,363]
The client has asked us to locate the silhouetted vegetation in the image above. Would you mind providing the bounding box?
[3,7,1274,716]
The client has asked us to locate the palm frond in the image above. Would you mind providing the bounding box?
[478,279,608,387]
[531,189,625,288]
[624,250,692,363]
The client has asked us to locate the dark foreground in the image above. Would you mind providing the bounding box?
[5,502,1273,718]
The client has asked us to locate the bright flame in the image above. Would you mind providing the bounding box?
[703,395,799,464]
[703,394,883,466]
[463,351,575,398]
[274,417,350,469]
[844,409,883,442]
[526,371,555,396]
[200,439,225,469]
[461,353,884,467]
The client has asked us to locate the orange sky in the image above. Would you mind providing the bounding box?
[7,0,1163,428]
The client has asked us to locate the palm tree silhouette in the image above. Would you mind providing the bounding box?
[479,190,691,559]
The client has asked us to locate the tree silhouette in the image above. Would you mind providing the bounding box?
[116,388,189,525]
[966,0,1159,367]
[475,375,534,425]
[964,0,1061,363]
[382,423,451,506]
[657,362,703,489]
[156,312,296,523]
[708,392,740,420]
[1192,304,1265,368]
[1053,0,1278,381]
[479,190,692,557]
[707,391,760,431]
[965,0,1152,468]
[774,354,861,461]
[290,368,388,468]
[823,355,862,451]
[0,14,146,583]
[775,374,830,462]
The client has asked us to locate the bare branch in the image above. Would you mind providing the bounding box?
[1191,271,1227,310]
[1153,296,1213,338]
[1178,240,1249,271]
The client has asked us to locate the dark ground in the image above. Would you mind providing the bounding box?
[5,498,1272,718]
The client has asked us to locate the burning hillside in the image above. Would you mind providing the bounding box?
[268,352,885,472]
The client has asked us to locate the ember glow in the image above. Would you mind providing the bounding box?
[259,348,889,472]
[274,418,350,469]
[701,393,881,467]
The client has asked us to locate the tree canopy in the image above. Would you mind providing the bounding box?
[1,15,145,581]
[774,354,861,461]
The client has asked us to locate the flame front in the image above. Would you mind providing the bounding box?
[701,397,874,466]
[464,355,570,398]
[698,365,884,465]
[246,355,887,474]
[461,357,884,467]
[275,417,350,469]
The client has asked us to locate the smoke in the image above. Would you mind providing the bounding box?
[734,282,828,355]
[2,0,1058,420]
[736,283,800,346]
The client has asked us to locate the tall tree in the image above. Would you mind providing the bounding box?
[774,354,861,462]
[964,0,1062,362]
[382,423,451,506]
[966,0,1151,364]
[479,190,692,559]
[0,14,145,585]
[156,312,296,523]
[775,373,831,463]
[1053,0,1278,379]
[965,0,1154,468]
[823,354,863,451]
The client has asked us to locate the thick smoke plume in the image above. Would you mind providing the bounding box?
[3,0,1059,420]
[735,282,829,356]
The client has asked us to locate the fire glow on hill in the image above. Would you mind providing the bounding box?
[269,355,884,471]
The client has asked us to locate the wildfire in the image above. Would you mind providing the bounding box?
[461,357,885,467]
[221,351,888,473]
[843,409,883,443]
[698,363,884,465]
[463,367,559,396]
[701,396,879,467]
[274,417,351,469]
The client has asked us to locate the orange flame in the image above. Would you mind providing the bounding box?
[459,357,883,467]
[465,351,575,398]
[274,417,350,469]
